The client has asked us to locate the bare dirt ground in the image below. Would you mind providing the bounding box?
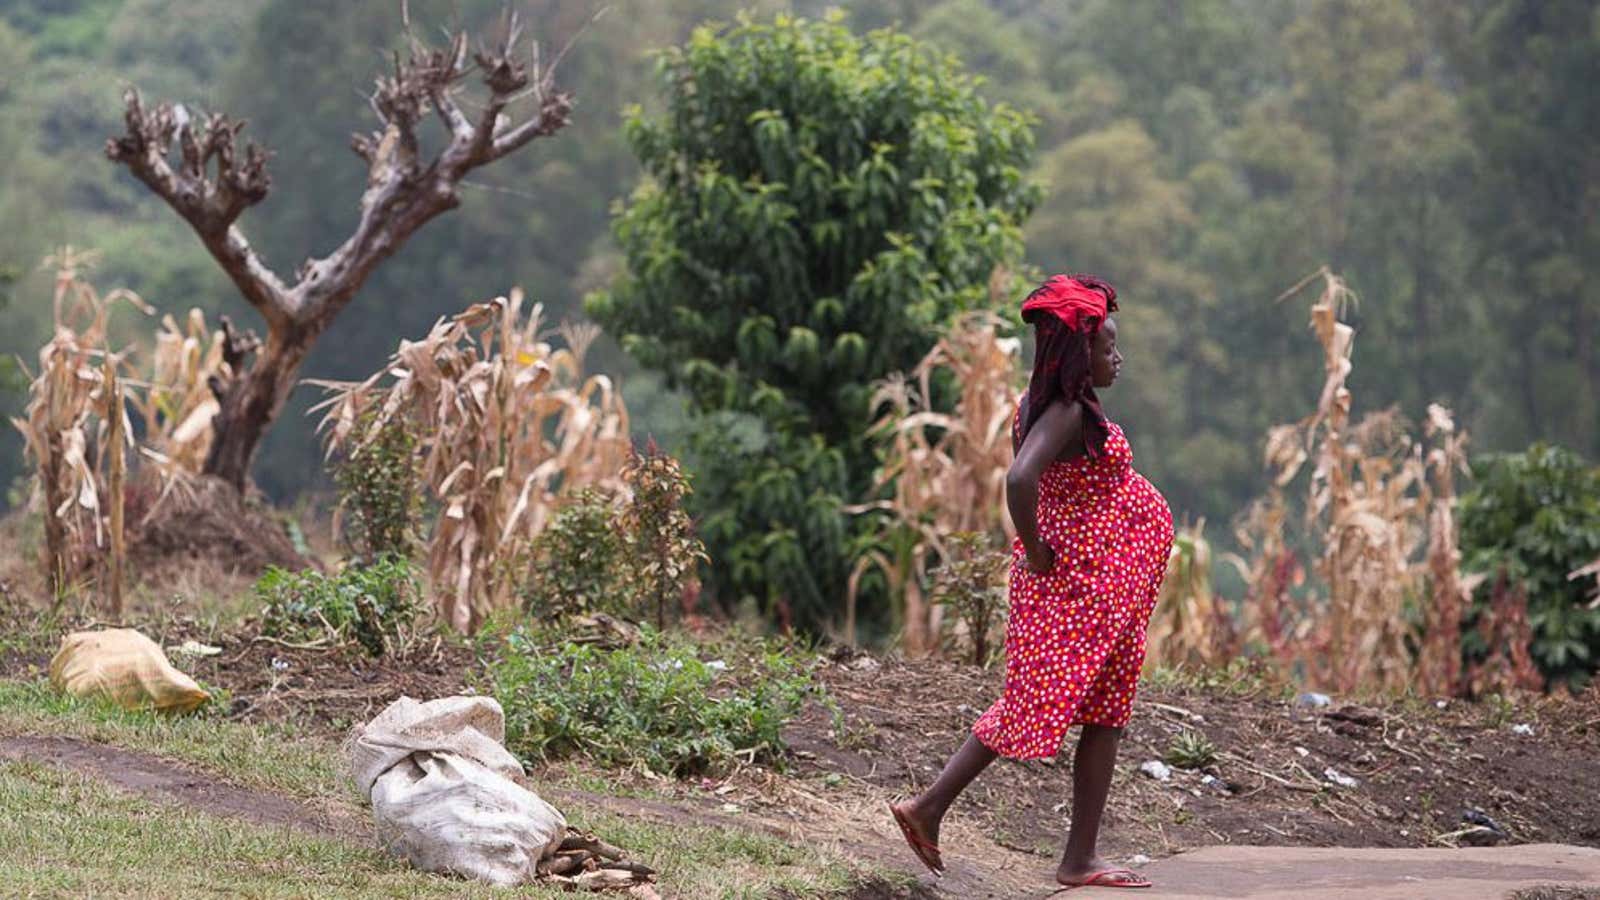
[789,650,1600,862]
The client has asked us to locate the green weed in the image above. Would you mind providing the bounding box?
[488,630,818,777]
[256,558,421,657]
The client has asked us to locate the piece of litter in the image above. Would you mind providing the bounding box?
[1510,723,1534,736]
[720,803,741,814]
[1294,746,1310,757]
[705,660,728,673]
[1139,760,1172,782]
[1296,692,1332,708]
[1052,801,1068,814]
[1435,699,1448,709]
[168,640,222,657]
[1323,767,1359,788]
[1127,854,1151,867]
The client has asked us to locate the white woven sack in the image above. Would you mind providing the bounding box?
[349,695,566,885]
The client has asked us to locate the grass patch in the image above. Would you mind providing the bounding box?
[0,679,343,802]
[0,759,539,899]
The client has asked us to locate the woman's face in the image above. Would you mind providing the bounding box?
[1091,317,1122,388]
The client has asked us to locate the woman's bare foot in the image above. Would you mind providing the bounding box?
[1057,856,1151,888]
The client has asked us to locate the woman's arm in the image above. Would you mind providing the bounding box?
[1007,399,1084,573]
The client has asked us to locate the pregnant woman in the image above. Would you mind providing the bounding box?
[891,274,1174,890]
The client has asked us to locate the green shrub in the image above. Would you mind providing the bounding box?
[332,410,420,563]
[621,446,708,629]
[487,629,817,777]
[930,531,1009,666]
[519,489,628,619]
[256,557,422,657]
[1459,444,1600,689]
[518,448,706,628]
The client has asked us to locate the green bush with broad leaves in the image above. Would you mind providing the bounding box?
[256,557,422,657]
[488,628,818,777]
[1459,444,1600,689]
[586,11,1040,632]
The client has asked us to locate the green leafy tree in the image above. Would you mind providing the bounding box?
[1459,445,1600,689]
[588,12,1040,629]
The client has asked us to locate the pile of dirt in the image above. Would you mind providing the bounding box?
[785,653,1600,860]
[128,475,308,577]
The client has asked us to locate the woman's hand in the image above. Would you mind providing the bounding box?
[1025,541,1056,574]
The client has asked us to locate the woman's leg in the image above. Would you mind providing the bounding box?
[892,734,998,849]
[1058,724,1143,885]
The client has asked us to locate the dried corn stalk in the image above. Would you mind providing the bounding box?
[1232,269,1498,695]
[10,249,147,604]
[853,309,1023,654]
[1416,404,1477,695]
[126,308,232,475]
[312,289,630,631]
[1258,271,1425,691]
[1146,519,1237,670]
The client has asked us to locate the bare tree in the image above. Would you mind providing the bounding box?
[106,12,573,490]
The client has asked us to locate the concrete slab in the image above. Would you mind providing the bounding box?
[1129,843,1600,899]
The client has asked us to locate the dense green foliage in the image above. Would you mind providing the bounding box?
[1,0,1596,630]
[1459,446,1600,688]
[256,558,422,657]
[488,629,817,776]
[587,13,1040,626]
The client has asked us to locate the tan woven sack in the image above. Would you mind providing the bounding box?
[49,629,209,713]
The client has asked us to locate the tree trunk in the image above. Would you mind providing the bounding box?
[203,324,313,491]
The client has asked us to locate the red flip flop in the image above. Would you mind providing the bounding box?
[889,802,944,875]
[1060,868,1152,889]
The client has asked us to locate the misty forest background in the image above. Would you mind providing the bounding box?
[0,0,1594,598]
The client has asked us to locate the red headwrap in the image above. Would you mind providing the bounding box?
[1020,274,1115,331]
[1014,274,1119,459]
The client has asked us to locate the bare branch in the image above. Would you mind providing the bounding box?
[106,88,291,328]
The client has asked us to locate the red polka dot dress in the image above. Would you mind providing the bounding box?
[972,409,1174,760]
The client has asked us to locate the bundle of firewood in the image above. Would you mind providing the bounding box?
[538,827,659,895]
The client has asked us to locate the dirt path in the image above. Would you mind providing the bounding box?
[0,734,371,845]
